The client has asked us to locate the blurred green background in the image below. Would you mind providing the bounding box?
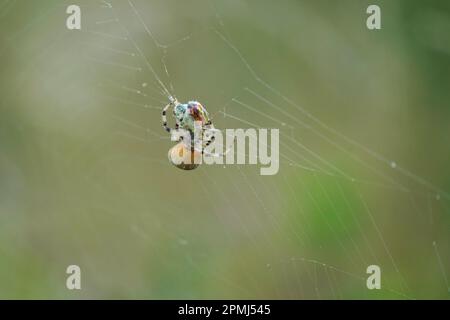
[0,0,449,299]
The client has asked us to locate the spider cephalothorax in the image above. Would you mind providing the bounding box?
[173,101,210,132]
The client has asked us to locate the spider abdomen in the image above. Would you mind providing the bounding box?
[168,142,201,171]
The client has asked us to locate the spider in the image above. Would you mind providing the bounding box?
[162,96,218,170]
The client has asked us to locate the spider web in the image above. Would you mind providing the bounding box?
[1,0,449,299]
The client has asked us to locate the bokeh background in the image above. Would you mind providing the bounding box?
[0,0,449,299]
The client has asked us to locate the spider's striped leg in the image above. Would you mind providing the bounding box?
[199,121,237,157]
[202,121,215,148]
[200,121,226,157]
[205,135,215,147]
[162,101,184,142]
[161,103,173,133]
[174,123,184,141]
